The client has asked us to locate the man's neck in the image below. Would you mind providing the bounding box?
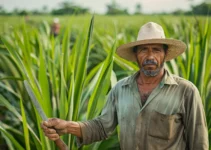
[137,69,165,85]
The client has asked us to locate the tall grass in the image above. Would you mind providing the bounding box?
[0,15,210,149]
[0,15,119,150]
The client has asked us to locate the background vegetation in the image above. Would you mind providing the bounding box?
[0,0,211,16]
[0,1,210,149]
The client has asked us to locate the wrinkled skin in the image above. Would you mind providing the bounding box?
[41,118,81,141]
[135,44,166,76]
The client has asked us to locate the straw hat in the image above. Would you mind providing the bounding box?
[116,22,187,62]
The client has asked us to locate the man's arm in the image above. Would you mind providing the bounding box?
[41,119,82,141]
[184,86,209,150]
[41,88,118,145]
[77,89,118,145]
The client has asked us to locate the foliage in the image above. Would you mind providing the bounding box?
[134,3,142,15]
[106,0,129,15]
[0,15,130,150]
[0,1,90,16]
[191,2,211,15]
[51,2,89,15]
[0,6,6,15]
[172,2,211,16]
[0,15,210,150]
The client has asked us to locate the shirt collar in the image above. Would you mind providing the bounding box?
[159,69,178,88]
[121,69,178,87]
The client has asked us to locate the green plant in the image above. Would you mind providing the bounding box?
[0,15,210,150]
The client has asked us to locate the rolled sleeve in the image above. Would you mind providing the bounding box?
[77,89,118,146]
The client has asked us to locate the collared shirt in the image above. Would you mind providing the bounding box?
[79,70,208,150]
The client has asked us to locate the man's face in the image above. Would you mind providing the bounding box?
[135,44,166,76]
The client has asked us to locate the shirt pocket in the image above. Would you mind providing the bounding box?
[148,110,182,140]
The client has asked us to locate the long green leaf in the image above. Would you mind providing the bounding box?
[37,33,52,118]
[0,94,42,148]
[20,99,30,150]
[87,40,116,119]
[0,126,25,150]
[73,15,95,121]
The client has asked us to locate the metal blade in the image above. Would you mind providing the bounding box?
[24,80,48,121]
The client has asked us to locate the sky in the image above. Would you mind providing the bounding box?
[0,0,205,14]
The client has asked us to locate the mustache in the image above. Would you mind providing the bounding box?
[143,59,158,66]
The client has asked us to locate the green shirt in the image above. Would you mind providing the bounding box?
[79,70,208,150]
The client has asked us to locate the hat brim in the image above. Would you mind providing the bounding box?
[116,39,187,62]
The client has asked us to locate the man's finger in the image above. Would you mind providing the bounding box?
[41,122,48,130]
[43,118,59,127]
[45,133,60,141]
[48,118,61,127]
[56,129,67,135]
[45,128,57,134]
[42,121,50,127]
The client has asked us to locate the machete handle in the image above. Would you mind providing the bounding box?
[47,127,69,150]
[55,138,69,150]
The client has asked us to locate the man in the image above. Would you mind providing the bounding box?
[41,22,209,150]
[51,18,60,37]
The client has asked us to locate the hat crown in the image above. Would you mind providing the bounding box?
[53,18,59,23]
[137,22,165,41]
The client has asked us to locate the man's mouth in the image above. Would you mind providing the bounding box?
[143,64,157,66]
[144,65,157,70]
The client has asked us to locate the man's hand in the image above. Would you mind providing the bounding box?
[41,118,82,141]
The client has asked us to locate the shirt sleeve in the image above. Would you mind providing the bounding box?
[184,85,209,150]
[77,88,118,146]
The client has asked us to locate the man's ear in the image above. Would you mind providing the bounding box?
[133,46,138,53]
[163,44,168,54]
[163,54,167,62]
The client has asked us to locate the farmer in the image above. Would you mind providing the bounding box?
[41,22,208,150]
[51,18,60,37]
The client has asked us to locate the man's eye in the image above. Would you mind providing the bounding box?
[154,49,161,52]
[138,48,147,53]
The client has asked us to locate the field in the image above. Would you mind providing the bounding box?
[0,14,210,149]
[0,14,208,33]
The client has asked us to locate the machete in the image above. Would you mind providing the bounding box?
[24,80,69,150]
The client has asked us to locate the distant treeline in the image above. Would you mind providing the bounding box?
[0,1,211,16]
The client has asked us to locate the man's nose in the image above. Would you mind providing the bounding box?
[146,50,155,59]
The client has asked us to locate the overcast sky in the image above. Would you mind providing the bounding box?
[0,0,205,14]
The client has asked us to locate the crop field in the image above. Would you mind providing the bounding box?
[0,14,210,149]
